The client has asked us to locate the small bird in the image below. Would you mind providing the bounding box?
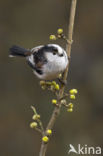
[9,44,68,80]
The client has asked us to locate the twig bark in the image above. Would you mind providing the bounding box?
[39,0,77,155]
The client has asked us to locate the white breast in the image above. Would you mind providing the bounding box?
[41,51,68,80]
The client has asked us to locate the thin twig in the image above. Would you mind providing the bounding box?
[31,105,44,135]
[39,0,77,155]
[37,119,45,135]
[35,127,43,134]
[59,93,69,101]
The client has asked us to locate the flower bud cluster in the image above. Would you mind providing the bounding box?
[49,28,64,41]
[40,81,60,91]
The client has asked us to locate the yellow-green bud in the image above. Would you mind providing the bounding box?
[32,114,40,120]
[68,103,74,108]
[57,28,63,35]
[58,73,62,79]
[30,122,37,128]
[57,35,61,38]
[70,94,76,99]
[46,81,52,85]
[49,35,56,40]
[50,85,54,91]
[46,129,52,135]
[40,80,46,85]
[61,99,66,105]
[52,99,57,104]
[55,84,60,90]
[42,136,49,143]
[67,108,73,112]
[41,85,46,90]
[69,89,78,94]
[52,81,57,86]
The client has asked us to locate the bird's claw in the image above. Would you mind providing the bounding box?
[58,78,67,85]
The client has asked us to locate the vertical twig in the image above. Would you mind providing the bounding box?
[39,0,77,156]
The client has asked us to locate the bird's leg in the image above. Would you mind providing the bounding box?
[58,78,67,85]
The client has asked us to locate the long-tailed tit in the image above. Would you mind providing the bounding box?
[9,44,68,80]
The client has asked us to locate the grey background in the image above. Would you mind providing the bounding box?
[0,0,103,155]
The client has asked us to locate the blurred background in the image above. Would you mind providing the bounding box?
[0,0,103,155]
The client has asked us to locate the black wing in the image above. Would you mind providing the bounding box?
[27,46,48,75]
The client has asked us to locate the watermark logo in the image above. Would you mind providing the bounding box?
[68,144,102,155]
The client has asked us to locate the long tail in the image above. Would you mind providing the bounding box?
[9,45,31,57]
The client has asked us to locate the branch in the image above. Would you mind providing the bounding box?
[39,0,77,155]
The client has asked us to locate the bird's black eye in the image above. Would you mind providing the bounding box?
[59,53,64,57]
[52,47,58,55]
[53,49,58,55]
[53,51,57,55]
